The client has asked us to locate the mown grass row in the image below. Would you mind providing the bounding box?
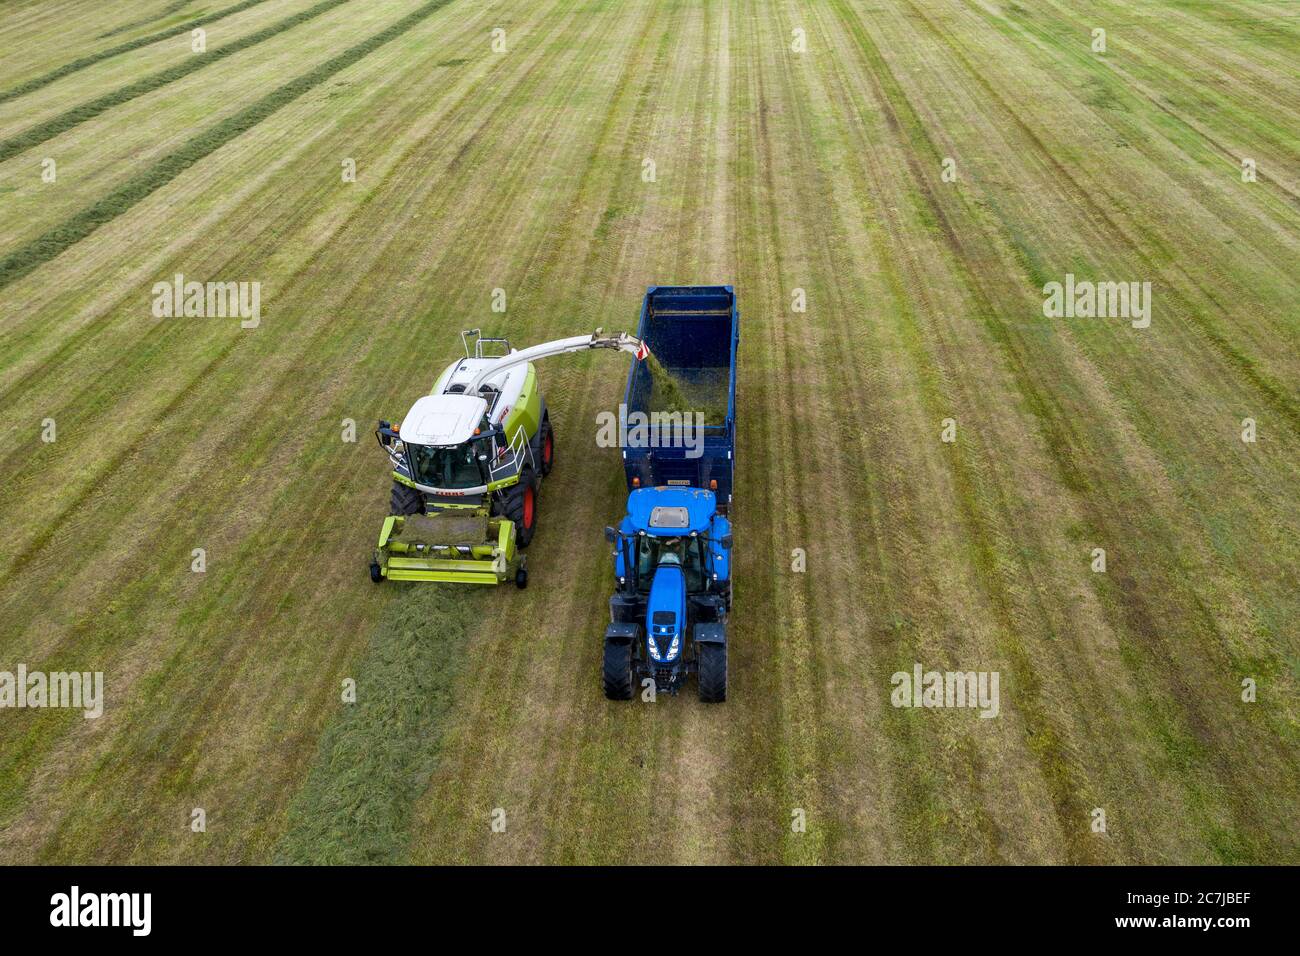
[275,588,479,864]
[0,0,458,293]
[0,0,354,165]
[0,0,271,105]
[97,2,194,41]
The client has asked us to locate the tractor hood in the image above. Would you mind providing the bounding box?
[646,563,686,661]
[626,487,716,536]
[399,394,488,446]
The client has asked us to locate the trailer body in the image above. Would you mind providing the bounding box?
[620,285,738,510]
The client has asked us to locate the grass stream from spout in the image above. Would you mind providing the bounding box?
[643,352,728,425]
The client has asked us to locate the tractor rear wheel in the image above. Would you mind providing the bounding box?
[389,481,423,516]
[505,467,539,547]
[539,418,555,476]
[697,642,727,703]
[603,641,633,700]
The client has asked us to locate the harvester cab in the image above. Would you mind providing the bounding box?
[370,327,646,587]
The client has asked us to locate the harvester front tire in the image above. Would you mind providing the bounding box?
[369,562,383,584]
[603,641,633,701]
[390,482,423,516]
[506,468,539,548]
[697,642,727,703]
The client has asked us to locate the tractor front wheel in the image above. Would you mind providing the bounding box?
[603,641,633,700]
[697,642,727,703]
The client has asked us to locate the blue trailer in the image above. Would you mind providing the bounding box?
[620,285,738,510]
[602,286,738,702]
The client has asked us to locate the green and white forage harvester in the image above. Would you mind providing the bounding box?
[602,286,738,702]
[371,328,648,587]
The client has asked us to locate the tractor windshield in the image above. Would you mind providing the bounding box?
[408,436,491,490]
[634,536,707,593]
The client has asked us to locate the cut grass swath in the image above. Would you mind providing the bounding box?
[0,0,458,292]
[0,0,271,105]
[0,0,355,165]
[275,589,479,864]
[97,2,195,41]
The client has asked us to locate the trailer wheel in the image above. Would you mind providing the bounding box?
[697,642,727,703]
[539,418,555,476]
[603,641,633,700]
[505,468,539,547]
[389,481,423,516]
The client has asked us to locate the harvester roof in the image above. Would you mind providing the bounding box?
[399,394,487,446]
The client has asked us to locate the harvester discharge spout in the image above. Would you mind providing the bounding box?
[463,329,648,394]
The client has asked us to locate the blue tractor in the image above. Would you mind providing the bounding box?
[603,489,732,700]
[602,286,738,702]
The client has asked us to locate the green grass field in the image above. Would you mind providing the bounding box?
[0,0,1296,864]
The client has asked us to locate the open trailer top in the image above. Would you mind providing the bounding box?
[620,285,739,511]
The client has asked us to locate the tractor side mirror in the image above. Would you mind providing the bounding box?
[604,526,618,544]
[720,534,733,550]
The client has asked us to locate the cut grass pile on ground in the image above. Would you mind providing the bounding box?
[274,586,479,865]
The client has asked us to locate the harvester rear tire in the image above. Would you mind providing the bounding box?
[697,642,727,703]
[505,468,539,548]
[603,641,633,701]
[539,418,555,476]
[390,482,423,516]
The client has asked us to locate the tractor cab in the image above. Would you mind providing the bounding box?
[628,535,709,593]
[612,488,730,588]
